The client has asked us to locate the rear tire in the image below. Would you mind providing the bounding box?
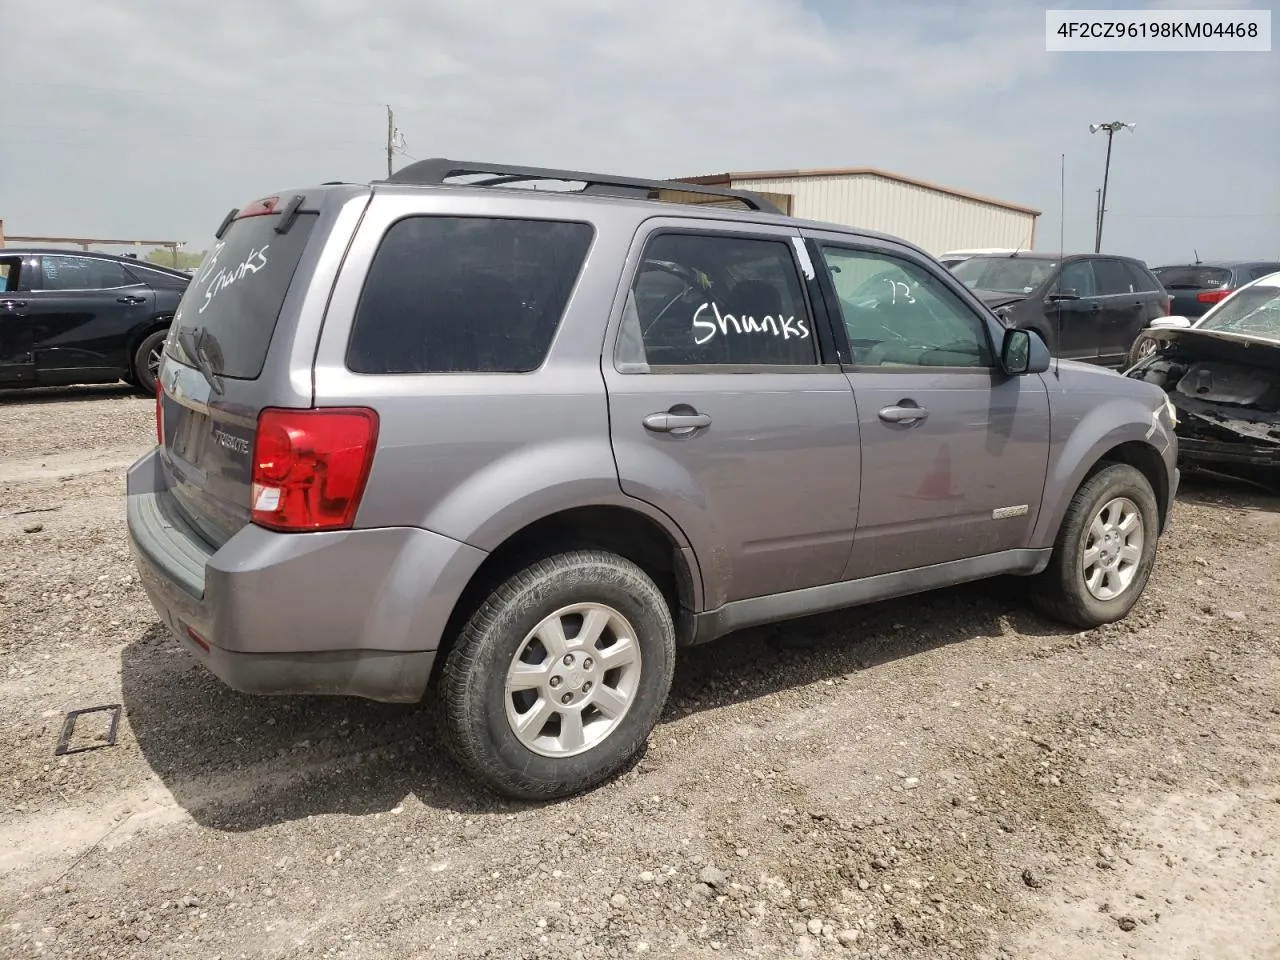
[1028,463,1159,628]
[131,329,169,396]
[441,550,676,800]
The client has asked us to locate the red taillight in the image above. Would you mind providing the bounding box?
[1164,296,1173,316]
[1197,288,1232,305]
[155,381,164,445]
[186,626,210,652]
[250,408,379,532]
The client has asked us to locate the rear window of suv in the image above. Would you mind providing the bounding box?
[172,211,318,379]
[1152,265,1231,289]
[347,216,593,374]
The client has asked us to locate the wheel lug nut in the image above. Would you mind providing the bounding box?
[582,681,593,693]
[583,658,594,670]
[549,676,562,688]
[561,693,573,705]
[563,654,575,667]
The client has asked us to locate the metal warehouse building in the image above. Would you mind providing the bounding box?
[671,167,1040,256]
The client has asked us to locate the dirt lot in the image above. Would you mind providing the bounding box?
[1,386,1277,960]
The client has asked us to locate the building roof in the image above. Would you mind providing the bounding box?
[678,167,1041,217]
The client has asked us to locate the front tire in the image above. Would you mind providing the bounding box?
[441,551,676,800]
[131,328,169,396]
[1028,463,1159,628]
[1127,333,1158,368]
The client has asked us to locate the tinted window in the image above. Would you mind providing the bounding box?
[1249,264,1280,282]
[1124,262,1161,292]
[1057,261,1098,298]
[951,256,1057,294]
[38,255,134,291]
[0,257,20,293]
[615,233,816,369]
[1092,260,1135,295]
[1152,265,1231,289]
[819,246,992,367]
[172,212,318,380]
[348,217,592,374]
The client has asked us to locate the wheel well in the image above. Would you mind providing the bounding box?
[127,317,173,375]
[1091,441,1170,531]
[430,506,697,689]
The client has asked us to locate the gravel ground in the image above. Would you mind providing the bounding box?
[1,385,1277,960]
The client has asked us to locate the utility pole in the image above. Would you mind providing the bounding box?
[386,105,394,178]
[1089,121,1135,252]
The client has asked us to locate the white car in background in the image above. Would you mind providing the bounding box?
[1126,269,1280,366]
[939,248,1020,268]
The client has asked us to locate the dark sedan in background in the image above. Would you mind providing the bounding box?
[1152,260,1280,319]
[950,252,1170,367]
[0,249,188,395]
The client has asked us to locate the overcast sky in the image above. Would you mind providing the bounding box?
[2,0,1276,265]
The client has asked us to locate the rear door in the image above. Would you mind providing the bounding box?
[26,254,152,378]
[603,220,860,610]
[1050,260,1103,361]
[806,234,1051,577]
[158,195,335,546]
[0,255,35,385]
[1093,258,1146,364]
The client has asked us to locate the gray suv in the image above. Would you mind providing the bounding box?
[127,159,1179,800]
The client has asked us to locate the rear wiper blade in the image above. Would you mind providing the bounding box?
[177,326,224,396]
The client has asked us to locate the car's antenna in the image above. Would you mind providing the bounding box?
[1055,152,1064,378]
[1194,248,1201,265]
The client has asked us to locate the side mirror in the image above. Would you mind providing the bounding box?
[1148,316,1192,330]
[1001,328,1051,376]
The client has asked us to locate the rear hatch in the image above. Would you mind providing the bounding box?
[1152,265,1232,317]
[157,193,334,547]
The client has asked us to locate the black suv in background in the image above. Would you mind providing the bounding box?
[950,252,1170,367]
[1152,260,1280,319]
[0,249,189,395]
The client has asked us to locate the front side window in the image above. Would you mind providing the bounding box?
[615,232,817,370]
[819,246,992,368]
[348,217,593,374]
[37,255,133,291]
[1057,261,1098,298]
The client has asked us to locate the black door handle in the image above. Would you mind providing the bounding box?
[1,299,27,310]
[117,296,147,305]
[1089,304,1102,312]
[878,402,929,424]
[643,411,712,435]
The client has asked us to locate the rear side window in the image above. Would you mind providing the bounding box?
[1093,259,1136,295]
[1152,265,1231,289]
[38,255,134,291]
[173,212,318,379]
[1124,261,1161,292]
[347,217,593,374]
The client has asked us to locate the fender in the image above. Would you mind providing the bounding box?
[1032,393,1175,549]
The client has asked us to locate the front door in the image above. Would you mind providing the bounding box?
[27,254,154,379]
[0,255,35,386]
[603,221,861,611]
[1051,260,1104,362]
[805,236,1051,580]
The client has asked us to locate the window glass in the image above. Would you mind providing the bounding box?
[0,258,19,293]
[951,256,1057,294]
[173,212,319,379]
[1057,261,1098,298]
[1151,265,1231,289]
[1197,286,1280,339]
[347,217,593,374]
[818,246,992,368]
[1093,259,1136,295]
[38,255,133,291]
[616,233,816,370]
[1249,264,1280,282]
[1124,262,1160,292]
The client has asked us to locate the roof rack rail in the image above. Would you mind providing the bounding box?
[383,158,784,215]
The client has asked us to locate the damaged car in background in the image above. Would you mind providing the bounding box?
[1126,271,1280,489]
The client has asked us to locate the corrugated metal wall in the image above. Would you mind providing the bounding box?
[729,175,1036,255]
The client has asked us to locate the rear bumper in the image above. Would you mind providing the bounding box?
[126,448,487,703]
